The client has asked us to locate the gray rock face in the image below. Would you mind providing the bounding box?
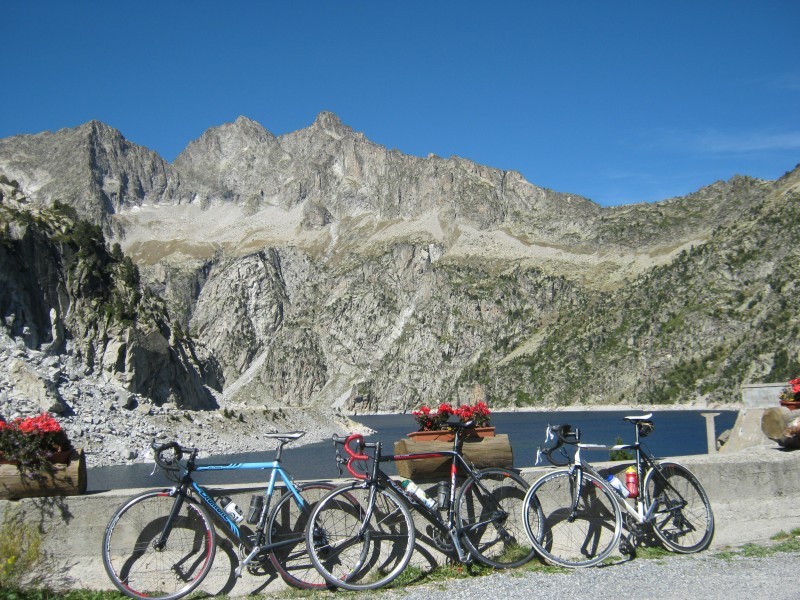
[0,196,214,410]
[0,122,193,229]
[174,116,296,210]
[0,114,798,463]
[173,111,598,236]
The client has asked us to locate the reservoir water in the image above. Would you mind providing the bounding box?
[88,409,737,491]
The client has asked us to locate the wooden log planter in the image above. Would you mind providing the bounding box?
[761,407,800,449]
[0,448,87,500]
[393,434,513,481]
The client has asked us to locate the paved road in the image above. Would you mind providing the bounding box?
[373,550,800,600]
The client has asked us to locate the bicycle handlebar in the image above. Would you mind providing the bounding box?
[151,440,198,472]
[333,433,374,480]
[535,423,580,467]
[554,423,580,444]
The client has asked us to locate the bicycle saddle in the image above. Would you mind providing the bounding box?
[444,419,475,430]
[623,413,653,422]
[264,431,306,441]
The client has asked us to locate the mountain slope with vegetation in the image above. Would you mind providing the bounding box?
[493,168,800,406]
[0,114,797,433]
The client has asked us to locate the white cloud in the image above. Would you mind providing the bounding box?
[767,72,800,92]
[642,127,800,157]
[691,130,800,154]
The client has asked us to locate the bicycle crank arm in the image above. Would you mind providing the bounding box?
[449,529,472,564]
[235,546,264,578]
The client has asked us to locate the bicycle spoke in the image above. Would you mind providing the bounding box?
[306,485,415,591]
[268,483,339,589]
[457,468,537,568]
[645,462,714,553]
[524,470,621,568]
[102,491,216,600]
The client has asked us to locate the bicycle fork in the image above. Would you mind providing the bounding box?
[154,487,186,551]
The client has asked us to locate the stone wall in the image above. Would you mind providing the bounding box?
[1,444,799,596]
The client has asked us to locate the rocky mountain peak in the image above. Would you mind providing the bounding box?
[78,119,123,141]
[311,110,351,136]
[1,116,798,444]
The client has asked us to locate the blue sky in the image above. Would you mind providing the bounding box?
[3,1,798,206]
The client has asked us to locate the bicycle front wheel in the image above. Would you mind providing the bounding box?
[102,489,216,600]
[267,482,337,589]
[305,483,415,591]
[523,470,622,568]
[456,467,537,568]
[644,461,714,553]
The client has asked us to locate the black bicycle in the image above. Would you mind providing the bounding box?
[304,421,539,591]
[101,432,347,600]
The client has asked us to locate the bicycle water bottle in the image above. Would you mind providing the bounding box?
[436,481,450,510]
[401,479,437,509]
[247,494,265,523]
[219,496,245,523]
[625,466,639,498]
[605,473,631,498]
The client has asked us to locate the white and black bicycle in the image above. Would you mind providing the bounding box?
[522,414,714,568]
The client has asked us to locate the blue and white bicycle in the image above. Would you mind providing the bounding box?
[102,432,346,600]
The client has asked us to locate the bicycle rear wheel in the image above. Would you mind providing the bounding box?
[456,467,538,568]
[644,461,714,553]
[102,489,216,600]
[267,482,337,589]
[305,483,415,591]
[523,470,622,568]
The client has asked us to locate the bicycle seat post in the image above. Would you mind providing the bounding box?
[275,438,288,462]
[450,426,459,449]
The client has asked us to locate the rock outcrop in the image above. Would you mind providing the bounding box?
[0,115,798,469]
[0,191,214,409]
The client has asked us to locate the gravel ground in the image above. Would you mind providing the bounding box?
[372,550,800,600]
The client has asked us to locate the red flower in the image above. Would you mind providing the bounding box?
[412,401,491,431]
[791,378,800,395]
[0,412,71,474]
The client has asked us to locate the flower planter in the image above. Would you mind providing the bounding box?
[779,401,800,411]
[394,434,512,481]
[406,426,496,442]
[0,448,87,500]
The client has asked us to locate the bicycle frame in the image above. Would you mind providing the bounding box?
[570,439,667,526]
[542,416,681,528]
[155,446,311,576]
[337,428,505,563]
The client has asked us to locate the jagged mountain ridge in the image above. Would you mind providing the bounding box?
[0,114,797,418]
[0,121,194,226]
[173,113,597,234]
[0,113,765,257]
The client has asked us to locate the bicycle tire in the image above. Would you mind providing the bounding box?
[267,482,337,589]
[456,467,538,568]
[102,489,216,600]
[523,470,622,568]
[643,461,714,553]
[305,482,415,591]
